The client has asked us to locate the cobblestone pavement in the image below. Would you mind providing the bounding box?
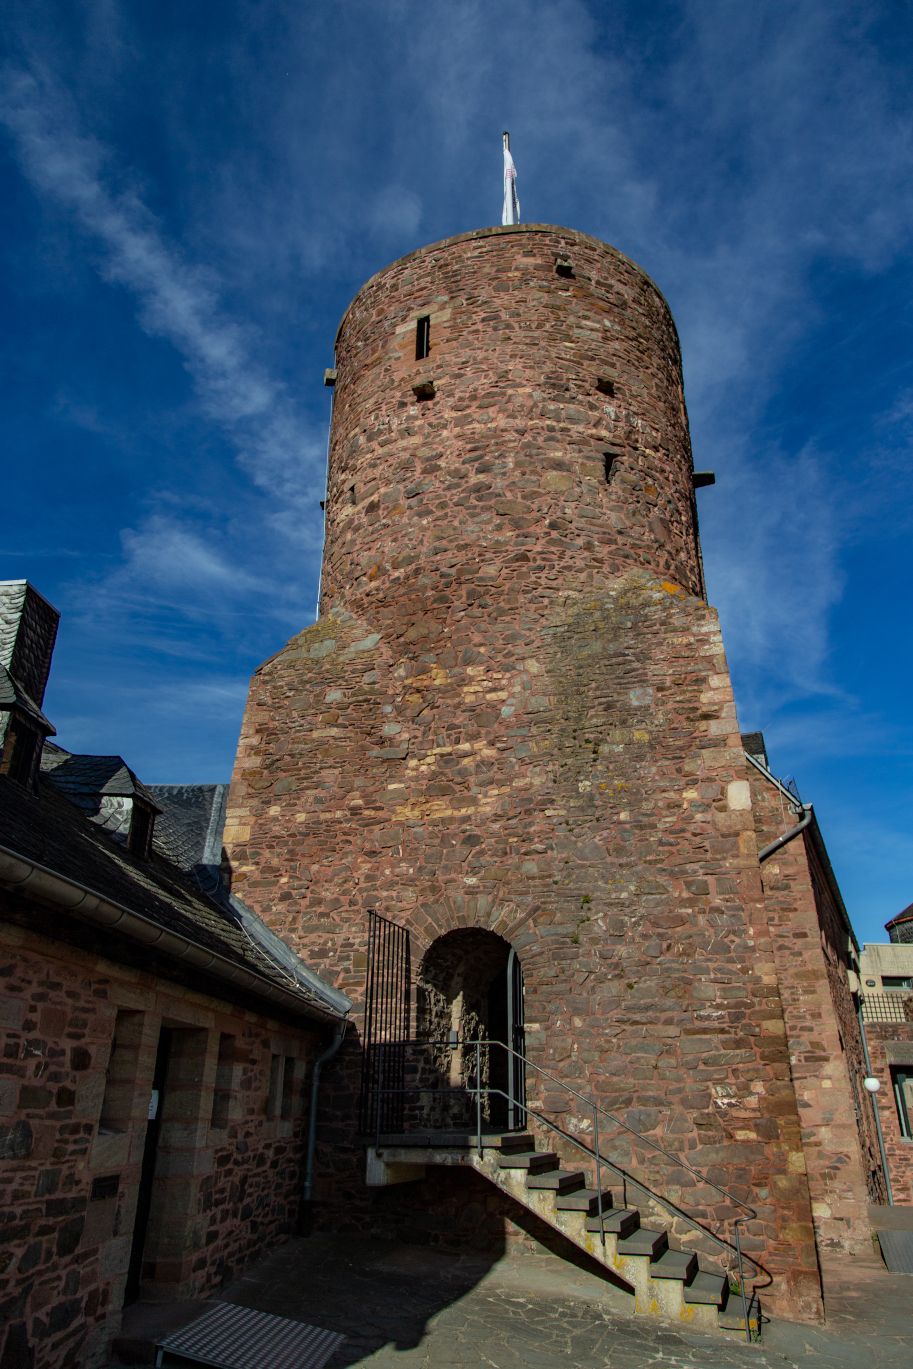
[191,1235,911,1369]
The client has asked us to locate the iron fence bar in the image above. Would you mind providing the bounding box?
[359,911,379,1136]
[475,1038,482,1156]
[593,1102,605,1250]
[734,1219,750,1344]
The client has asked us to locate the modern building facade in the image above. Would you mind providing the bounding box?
[860,936,913,1202]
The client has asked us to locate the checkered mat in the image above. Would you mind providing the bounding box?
[156,1301,344,1368]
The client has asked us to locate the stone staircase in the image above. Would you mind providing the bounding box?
[370,1130,757,1336]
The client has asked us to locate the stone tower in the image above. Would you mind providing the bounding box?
[225,226,823,1320]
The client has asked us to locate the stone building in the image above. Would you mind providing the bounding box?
[0,581,350,1369]
[859,934,913,1202]
[224,225,885,1327]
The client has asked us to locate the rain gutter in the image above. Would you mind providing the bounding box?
[0,843,348,1024]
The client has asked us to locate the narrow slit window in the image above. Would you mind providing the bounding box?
[267,1052,283,1119]
[281,1056,296,1120]
[415,315,431,361]
[99,1010,144,1134]
[603,452,617,484]
[210,1033,235,1129]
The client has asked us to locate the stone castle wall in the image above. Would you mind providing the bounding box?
[745,768,883,1256]
[226,226,823,1320]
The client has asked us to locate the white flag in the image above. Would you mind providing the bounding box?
[502,139,520,225]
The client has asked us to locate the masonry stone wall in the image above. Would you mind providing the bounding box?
[226,226,823,1321]
[0,912,319,1369]
[745,768,883,1254]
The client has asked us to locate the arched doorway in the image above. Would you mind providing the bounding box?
[416,929,525,1132]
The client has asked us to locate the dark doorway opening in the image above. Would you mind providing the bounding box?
[416,929,525,1133]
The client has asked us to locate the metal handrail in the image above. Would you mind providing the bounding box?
[368,1035,765,1341]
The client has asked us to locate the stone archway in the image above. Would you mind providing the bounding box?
[416,930,524,1132]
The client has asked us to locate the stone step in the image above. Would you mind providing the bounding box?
[497,1132,535,1153]
[684,1271,729,1307]
[718,1306,760,1336]
[497,1150,559,1173]
[584,1207,641,1238]
[526,1168,587,1194]
[555,1187,614,1215]
[648,1249,698,1282]
[617,1227,668,1260]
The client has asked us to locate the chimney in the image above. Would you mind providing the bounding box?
[0,580,60,708]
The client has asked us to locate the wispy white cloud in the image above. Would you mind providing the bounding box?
[118,516,266,597]
[0,60,326,521]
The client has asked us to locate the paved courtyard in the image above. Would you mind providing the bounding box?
[139,1232,907,1369]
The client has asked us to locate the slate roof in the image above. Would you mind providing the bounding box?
[0,771,349,1022]
[41,741,160,807]
[0,579,59,709]
[148,783,228,887]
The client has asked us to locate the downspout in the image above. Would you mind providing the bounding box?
[758,803,812,862]
[302,1021,347,1221]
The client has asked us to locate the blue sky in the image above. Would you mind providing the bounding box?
[2,1,912,944]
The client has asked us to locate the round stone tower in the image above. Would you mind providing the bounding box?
[321,225,704,624]
[225,226,822,1322]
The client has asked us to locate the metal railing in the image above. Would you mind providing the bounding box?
[367,1036,765,1341]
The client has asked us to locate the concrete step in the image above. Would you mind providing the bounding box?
[616,1227,668,1260]
[526,1168,587,1194]
[684,1271,729,1308]
[555,1187,614,1215]
[648,1249,698,1282]
[497,1150,559,1173]
[584,1207,640,1238]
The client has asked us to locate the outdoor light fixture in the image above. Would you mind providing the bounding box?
[863,1077,881,1093]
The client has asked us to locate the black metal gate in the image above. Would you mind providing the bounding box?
[507,947,526,1129]
[358,910,411,1136]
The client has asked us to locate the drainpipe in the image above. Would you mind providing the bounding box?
[302,1022,347,1223]
[758,803,812,862]
[856,999,894,1206]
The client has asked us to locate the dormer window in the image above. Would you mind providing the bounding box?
[1,715,42,788]
[128,799,155,859]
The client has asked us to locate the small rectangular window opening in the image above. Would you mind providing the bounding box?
[415,315,431,361]
[128,802,154,859]
[281,1056,296,1120]
[99,1010,144,1134]
[603,452,617,484]
[267,1052,283,1119]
